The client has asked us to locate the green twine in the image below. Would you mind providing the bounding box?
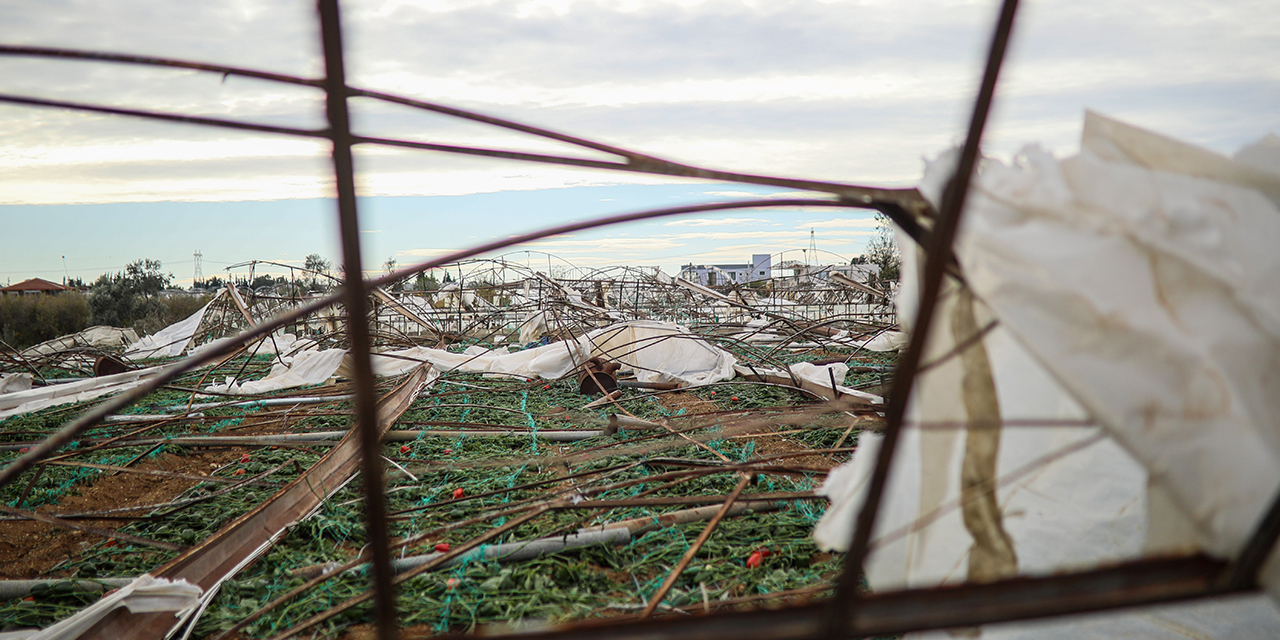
[519,391,538,453]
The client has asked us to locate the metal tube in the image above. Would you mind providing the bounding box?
[316,1,399,638]
[827,0,1023,637]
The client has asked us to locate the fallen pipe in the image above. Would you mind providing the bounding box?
[291,500,781,579]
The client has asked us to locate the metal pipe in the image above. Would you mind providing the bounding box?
[316,1,398,637]
[828,1,1022,637]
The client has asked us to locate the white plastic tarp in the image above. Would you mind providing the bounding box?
[947,112,1280,585]
[586,321,737,387]
[126,298,216,360]
[9,575,201,640]
[205,349,345,395]
[0,366,170,419]
[20,326,139,359]
[813,112,1280,637]
[350,321,738,387]
[187,332,315,360]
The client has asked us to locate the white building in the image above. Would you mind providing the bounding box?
[679,254,771,286]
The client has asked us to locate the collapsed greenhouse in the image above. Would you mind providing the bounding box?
[6,0,1280,638]
[1,257,899,638]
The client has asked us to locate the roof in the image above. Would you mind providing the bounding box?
[1,277,72,292]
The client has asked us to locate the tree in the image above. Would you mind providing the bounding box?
[383,256,397,274]
[866,213,900,284]
[303,254,332,289]
[414,272,439,291]
[88,258,173,332]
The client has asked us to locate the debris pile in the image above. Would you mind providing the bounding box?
[0,262,895,638]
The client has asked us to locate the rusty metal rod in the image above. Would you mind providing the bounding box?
[827,0,1022,637]
[477,555,1238,640]
[316,1,398,638]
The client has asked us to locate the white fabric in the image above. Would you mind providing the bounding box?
[187,332,314,360]
[20,326,139,358]
[19,575,201,640]
[205,349,345,395]
[126,301,214,360]
[353,321,738,387]
[786,361,883,404]
[859,330,908,352]
[586,320,737,387]
[362,341,583,380]
[951,113,1280,582]
[517,309,549,345]
[0,366,169,419]
[815,112,1280,637]
[812,292,1146,586]
[0,373,33,395]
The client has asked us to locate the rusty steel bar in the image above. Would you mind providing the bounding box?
[473,555,1239,640]
[0,44,323,87]
[1222,484,1280,590]
[826,0,1022,637]
[316,0,400,638]
[0,92,325,138]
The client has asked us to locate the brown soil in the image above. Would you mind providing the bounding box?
[0,449,241,578]
[654,391,717,417]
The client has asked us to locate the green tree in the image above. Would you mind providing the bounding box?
[866,213,900,284]
[413,272,439,291]
[303,254,332,290]
[88,258,173,332]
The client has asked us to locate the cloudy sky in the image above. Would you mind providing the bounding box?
[1,0,1277,286]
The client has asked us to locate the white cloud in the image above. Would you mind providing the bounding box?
[662,217,775,227]
[797,218,881,229]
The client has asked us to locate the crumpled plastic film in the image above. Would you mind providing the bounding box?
[12,575,202,640]
[814,112,1280,637]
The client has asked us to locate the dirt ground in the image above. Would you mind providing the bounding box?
[0,449,241,578]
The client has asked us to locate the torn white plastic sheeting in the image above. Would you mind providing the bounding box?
[20,326,140,359]
[0,373,33,395]
[125,301,215,360]
[353,341,582,380]
[788,361,883,404]
[347,321,738,387]
[948,113,1280,593]
[187,331,315,360]
[736,362,882,404]
[858,330,908,352]
[0,366,170,419]
[517,309,550,345]
[205,349,345,395]
[812,278,1146,585]
[12,575,201,640]
[586,321,737,387]
[814,112,1280,637]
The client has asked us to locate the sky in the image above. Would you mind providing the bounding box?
[1,0,1277,287]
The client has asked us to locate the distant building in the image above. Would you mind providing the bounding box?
[679,254,771,286]
[1,278,73,296]
[773,261,880,283]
